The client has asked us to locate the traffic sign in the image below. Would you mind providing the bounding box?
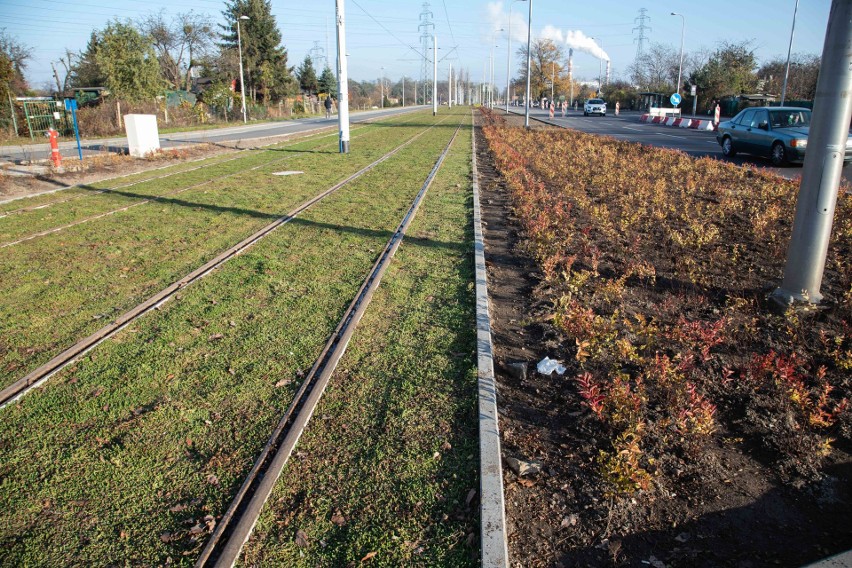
[670,92,682,106]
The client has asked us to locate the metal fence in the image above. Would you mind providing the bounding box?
[21,99,72,140]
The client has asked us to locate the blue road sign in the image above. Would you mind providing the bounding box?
[670,93,682,106]
[63,98,78,111]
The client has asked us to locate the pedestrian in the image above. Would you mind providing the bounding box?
[324,95,333,119]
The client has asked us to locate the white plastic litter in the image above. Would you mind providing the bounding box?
[537,356,566,376]
[271,171,305,176]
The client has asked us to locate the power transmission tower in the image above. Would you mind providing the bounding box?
[309,41,327,71]
[418,2,435,105]
[633,8,651,60]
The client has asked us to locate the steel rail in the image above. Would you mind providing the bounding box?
[0,114,427,247]
[196,119,465,568]
[0,115,451,409]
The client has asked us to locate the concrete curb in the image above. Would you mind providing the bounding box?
[640,113,718,131]
[472,112,510,568]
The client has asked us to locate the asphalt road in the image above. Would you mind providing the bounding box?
[508,107,851,183]
[1,106,427,164]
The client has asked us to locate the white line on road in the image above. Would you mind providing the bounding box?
[622,126,642,131]
[656,133,688,140]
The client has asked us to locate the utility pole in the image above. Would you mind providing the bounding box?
[335,0,351,153]
[772,0,852,305]
[551,60,554,102]
[433,34,438,115]
[449,63,453,108]
[524,0,533,128]
[781,0,800,105]
[403,77,405,107]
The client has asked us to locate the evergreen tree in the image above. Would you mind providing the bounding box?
[70,32,106,88]
[220,0,295,102]
[318,65,337,96]
[95,20,164,101]
[0,30,31,95]
[297,55,318,96]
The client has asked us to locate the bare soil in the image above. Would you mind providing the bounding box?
[475,112,852,568]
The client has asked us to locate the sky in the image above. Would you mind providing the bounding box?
[0,0,834,93]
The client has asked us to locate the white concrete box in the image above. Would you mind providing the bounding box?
[124,114,160,157]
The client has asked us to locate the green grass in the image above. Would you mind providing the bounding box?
[239,118,478,567]
[0,111,436,390]
[0,107,470,566]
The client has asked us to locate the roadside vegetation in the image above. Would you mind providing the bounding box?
[0,109,467,565]
[482,107,850,490]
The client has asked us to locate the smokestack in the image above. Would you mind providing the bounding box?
[605,60,611,86]
[568,48,573,74]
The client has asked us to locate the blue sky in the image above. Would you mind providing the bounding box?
[0,0,833,91]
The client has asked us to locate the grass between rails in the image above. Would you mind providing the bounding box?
[0,119,397,235]
[239,119,478,567]
[0,108,469,566]
[0,111,439,390]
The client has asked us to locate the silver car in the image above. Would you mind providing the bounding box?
[584,98,606,116]
[716,106,852,166]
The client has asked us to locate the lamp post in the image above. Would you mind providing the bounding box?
[506,0,527,113]
[781,0,800,105]
[380,66,384,109]
[590,36,603,95]
[236,15,250,123]
[671,12,685,96]
[524,0,533,128]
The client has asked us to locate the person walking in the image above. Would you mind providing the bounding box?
[324,95,333,119]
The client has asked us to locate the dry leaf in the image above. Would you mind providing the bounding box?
[295,529,309,548]
[331,512,346,526]
[209,333,224,341]
[361,551,377,562]
[465,489,477,506]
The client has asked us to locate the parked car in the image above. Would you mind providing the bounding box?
[716,106,852,166]
[584,98,606,116]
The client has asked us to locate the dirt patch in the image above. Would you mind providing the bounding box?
[474,113,852,567]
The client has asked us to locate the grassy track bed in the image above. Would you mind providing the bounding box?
[0,109,467,566]
[0,112,438,390]
[0,119,407,241]
[238,119,478,567]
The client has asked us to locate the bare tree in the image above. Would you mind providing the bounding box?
[139,10,214,91]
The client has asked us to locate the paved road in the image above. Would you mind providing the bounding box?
[1,106,427,164]
[508,107,851,183]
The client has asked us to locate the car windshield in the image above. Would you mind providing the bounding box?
[588,99,604,104]
[769,109,811,128]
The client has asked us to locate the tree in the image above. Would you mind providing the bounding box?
[220,0,295,102]
[689,41,758,106]
[297,55,318,96]
[627,42,682,93]
[757,53,820,101]
[95,20,164,101]
[70,32,105,88]
[517,38,565,101]
[139,10,215,91]
[0,30,32,95]
[318,65,336,96]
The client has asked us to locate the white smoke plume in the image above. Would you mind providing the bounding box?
[486,4,609,62]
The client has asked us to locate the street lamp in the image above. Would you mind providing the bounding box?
[380,66,384,109]
[490,29,503,108]
[781,0,800,105]
[524,0,533,128]
[671,12,685,96]
[506,0,527,113]
[237,15,250,123]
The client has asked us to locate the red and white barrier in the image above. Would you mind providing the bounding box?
[639,113,717,131]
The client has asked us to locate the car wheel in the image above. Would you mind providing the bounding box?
[721,136,736,158]
[602,113,606,117]
[584,111,588,116]
[771,142,788,167]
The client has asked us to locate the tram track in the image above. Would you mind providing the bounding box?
[0,113,454,408]
[0,113,425,247]
[195,119,463,568]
